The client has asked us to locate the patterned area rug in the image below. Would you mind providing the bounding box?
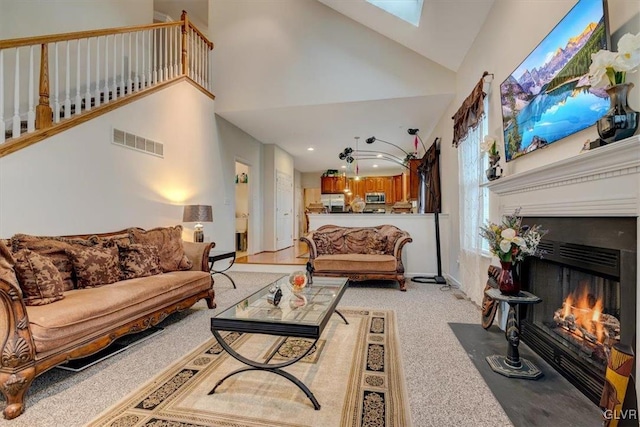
[88,308,410,427]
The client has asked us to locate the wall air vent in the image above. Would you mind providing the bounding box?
[112,128,164,158]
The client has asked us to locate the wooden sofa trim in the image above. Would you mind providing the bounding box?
[300,225,413,291]
[0,231,216,420]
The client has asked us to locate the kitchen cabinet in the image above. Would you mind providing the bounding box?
[393,175,403,203]
[384,178,394,204]
[321,176,346,194]
[408,159,421,201]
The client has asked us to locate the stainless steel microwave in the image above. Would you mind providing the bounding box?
[365,192,386,204]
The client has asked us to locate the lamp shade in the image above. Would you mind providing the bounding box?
[182,205,213,223]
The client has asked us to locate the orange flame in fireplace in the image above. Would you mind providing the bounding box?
[559,285,605,343]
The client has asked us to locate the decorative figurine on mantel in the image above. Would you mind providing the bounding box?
[481,135,502,181]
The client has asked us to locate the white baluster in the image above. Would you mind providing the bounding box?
[147,30,152,86]
[112,34,117,99]
[196,36,200,85]
[178,27,182,75]
[85,38,91,111]
[120,33,125,96]
[169,27,174,79]
[103,35,110,102]
[27,45,35,130]
[134,32,140,91]
[0,50,5,142]
[64,41,71,118]
[95,37,101,107]
[158,28,163,82]
[152,29,157,85]
[12,48,20,138]
[53,43,59,124]
[128,32,133,94]
[164,27,169,81]
[75,40,81,115]
[141,31,146,88]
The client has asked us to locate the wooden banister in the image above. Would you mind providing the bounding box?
[0,21,181,50]
[181,10,189,75]
[0,11,213,151]
[35,44,52,129]
[188,23,214,50]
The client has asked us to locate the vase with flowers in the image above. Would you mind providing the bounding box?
[480,209,547,295]
[480,135,502,181]
[588,32,640,144]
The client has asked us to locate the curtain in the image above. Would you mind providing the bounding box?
[458,108,489,305]
[451,72,489,148]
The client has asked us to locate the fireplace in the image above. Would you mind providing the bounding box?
[520,217,636,406]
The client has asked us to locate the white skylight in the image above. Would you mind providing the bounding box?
[366,0,424,27]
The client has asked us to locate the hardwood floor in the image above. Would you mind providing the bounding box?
[235,240,308,265]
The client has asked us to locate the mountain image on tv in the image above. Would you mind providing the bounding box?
[500,0,609,162]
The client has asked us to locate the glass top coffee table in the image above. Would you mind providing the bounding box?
[209,275,349,410]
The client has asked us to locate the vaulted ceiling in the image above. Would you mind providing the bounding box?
[157,0,495,174]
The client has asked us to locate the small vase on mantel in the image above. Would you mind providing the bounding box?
[597,83,639,144]
[498,261,521,296]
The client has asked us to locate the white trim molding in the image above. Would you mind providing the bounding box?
[486,135,640,217]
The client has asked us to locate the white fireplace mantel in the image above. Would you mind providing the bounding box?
[485,135,640,217]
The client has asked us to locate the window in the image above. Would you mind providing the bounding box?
[366,0,424,26]
[458,99,489,253]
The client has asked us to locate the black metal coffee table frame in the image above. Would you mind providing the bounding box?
[209,277,349,410]
[208,250,237,289]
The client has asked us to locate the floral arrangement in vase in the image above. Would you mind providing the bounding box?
[588,32,640,143]
[480,135,502,181]
[479,209,547,295]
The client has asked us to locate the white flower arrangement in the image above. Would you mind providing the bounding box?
[589,32,640,89]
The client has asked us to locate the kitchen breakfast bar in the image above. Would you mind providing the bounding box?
[306,212,449,278]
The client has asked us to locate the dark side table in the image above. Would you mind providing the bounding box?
[485,288,543,380]
[208,250,237,289]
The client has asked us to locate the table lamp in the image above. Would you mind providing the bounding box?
[183,205,212,242]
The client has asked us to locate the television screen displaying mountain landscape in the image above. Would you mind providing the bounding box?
[500,0,609,162]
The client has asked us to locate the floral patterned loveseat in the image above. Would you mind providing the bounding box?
[300,224,412,291]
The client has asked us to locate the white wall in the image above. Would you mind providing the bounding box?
[426,0,640,305]
[209,0,455,113]
[0,82,237,251]
[215,115,264,254]
[0,0,153,38]
[154,0,209,35]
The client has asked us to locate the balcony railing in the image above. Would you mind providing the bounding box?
[0,11,213,155]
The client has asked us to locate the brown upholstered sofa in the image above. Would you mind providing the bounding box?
[300,224,412,291]
[0,226,215,420]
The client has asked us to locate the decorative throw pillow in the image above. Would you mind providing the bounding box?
[118,243,162,280]
[313,232,335,255]
[13,249,65,306]
[0,241,21,292]
[129,226,192,272]
[66,245,120,288]
[11,234,98,291]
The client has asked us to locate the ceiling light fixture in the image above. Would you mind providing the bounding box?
[373,164,378,168]
[307,147,314,151]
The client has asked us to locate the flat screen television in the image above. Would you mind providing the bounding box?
[500,0,610,162]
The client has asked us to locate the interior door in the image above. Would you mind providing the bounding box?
[276,170,293,250]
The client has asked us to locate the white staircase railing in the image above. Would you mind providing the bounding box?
[0,11,213,148]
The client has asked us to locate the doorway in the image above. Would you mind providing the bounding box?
[276,170,293,250]
[235,162,250,257]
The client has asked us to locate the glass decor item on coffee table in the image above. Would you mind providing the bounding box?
[209,276,349,410]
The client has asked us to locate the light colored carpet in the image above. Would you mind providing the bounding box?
[89,308,410,426]
[0,271,511,427]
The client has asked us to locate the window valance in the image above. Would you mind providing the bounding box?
[451,72,490,148]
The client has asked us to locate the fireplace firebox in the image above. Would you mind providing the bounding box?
[520,217,636,406]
